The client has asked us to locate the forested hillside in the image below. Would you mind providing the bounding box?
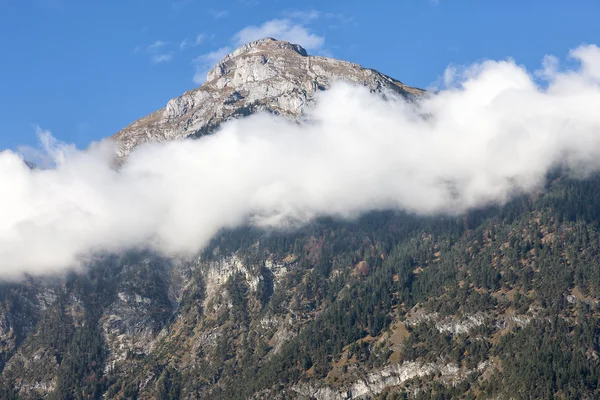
[1,174,600,399]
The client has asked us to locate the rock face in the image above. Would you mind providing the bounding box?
[291,361,466,400]
[112,37,424,158]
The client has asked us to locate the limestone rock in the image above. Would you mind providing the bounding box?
[112,37,424,158]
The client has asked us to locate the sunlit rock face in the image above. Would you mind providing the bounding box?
[112,37,424,158]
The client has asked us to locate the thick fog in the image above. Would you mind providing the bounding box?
[2,45,600,278]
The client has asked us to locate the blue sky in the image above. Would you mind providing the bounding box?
[1,0,599,150]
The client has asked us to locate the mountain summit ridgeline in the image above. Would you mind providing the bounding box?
[113,38,424,158]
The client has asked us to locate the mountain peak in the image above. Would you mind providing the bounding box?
[220,37,308,61]
[206,37,307,83]
[112,39,425,158]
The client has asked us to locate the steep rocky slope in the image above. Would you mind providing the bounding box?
[112,38,424,158]
[1,39,600,400]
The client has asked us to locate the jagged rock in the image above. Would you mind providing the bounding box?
[112,37,424,158]
[291,361,466,400]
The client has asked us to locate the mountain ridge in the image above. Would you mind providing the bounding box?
[112,37,425,159]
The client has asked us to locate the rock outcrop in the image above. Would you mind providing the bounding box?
[112,37,424,158]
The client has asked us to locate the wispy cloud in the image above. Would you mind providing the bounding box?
[147,40,168,51]
[152,53,173,64]
[209,9,229,19]
[16,126,73,169]
[234,19,325,50]
[193,46,232,84]
[190,17,327,84]
[180,34,207,50]
[135,40,174,64]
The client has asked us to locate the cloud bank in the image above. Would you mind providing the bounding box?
[3,45,600,279]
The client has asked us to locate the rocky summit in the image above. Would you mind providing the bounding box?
[112,38,424,158]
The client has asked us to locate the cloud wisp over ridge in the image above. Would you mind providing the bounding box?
[193,18,325,84]
[3,45,600,278]
[192,46,233,84]
[233,19,325,50]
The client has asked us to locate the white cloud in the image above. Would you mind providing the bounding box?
[570,44,600,80]
[193,46,232,84]
[180,34,206,50]
[189,17,326,83]
[233,19,325,50]
[179,39,190,50]
[147,40,168,51]
[17,127,75,169]
[152,53,173,63]
[5,45,600,278]
[209,9,229,19]
[136,40,174,63]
